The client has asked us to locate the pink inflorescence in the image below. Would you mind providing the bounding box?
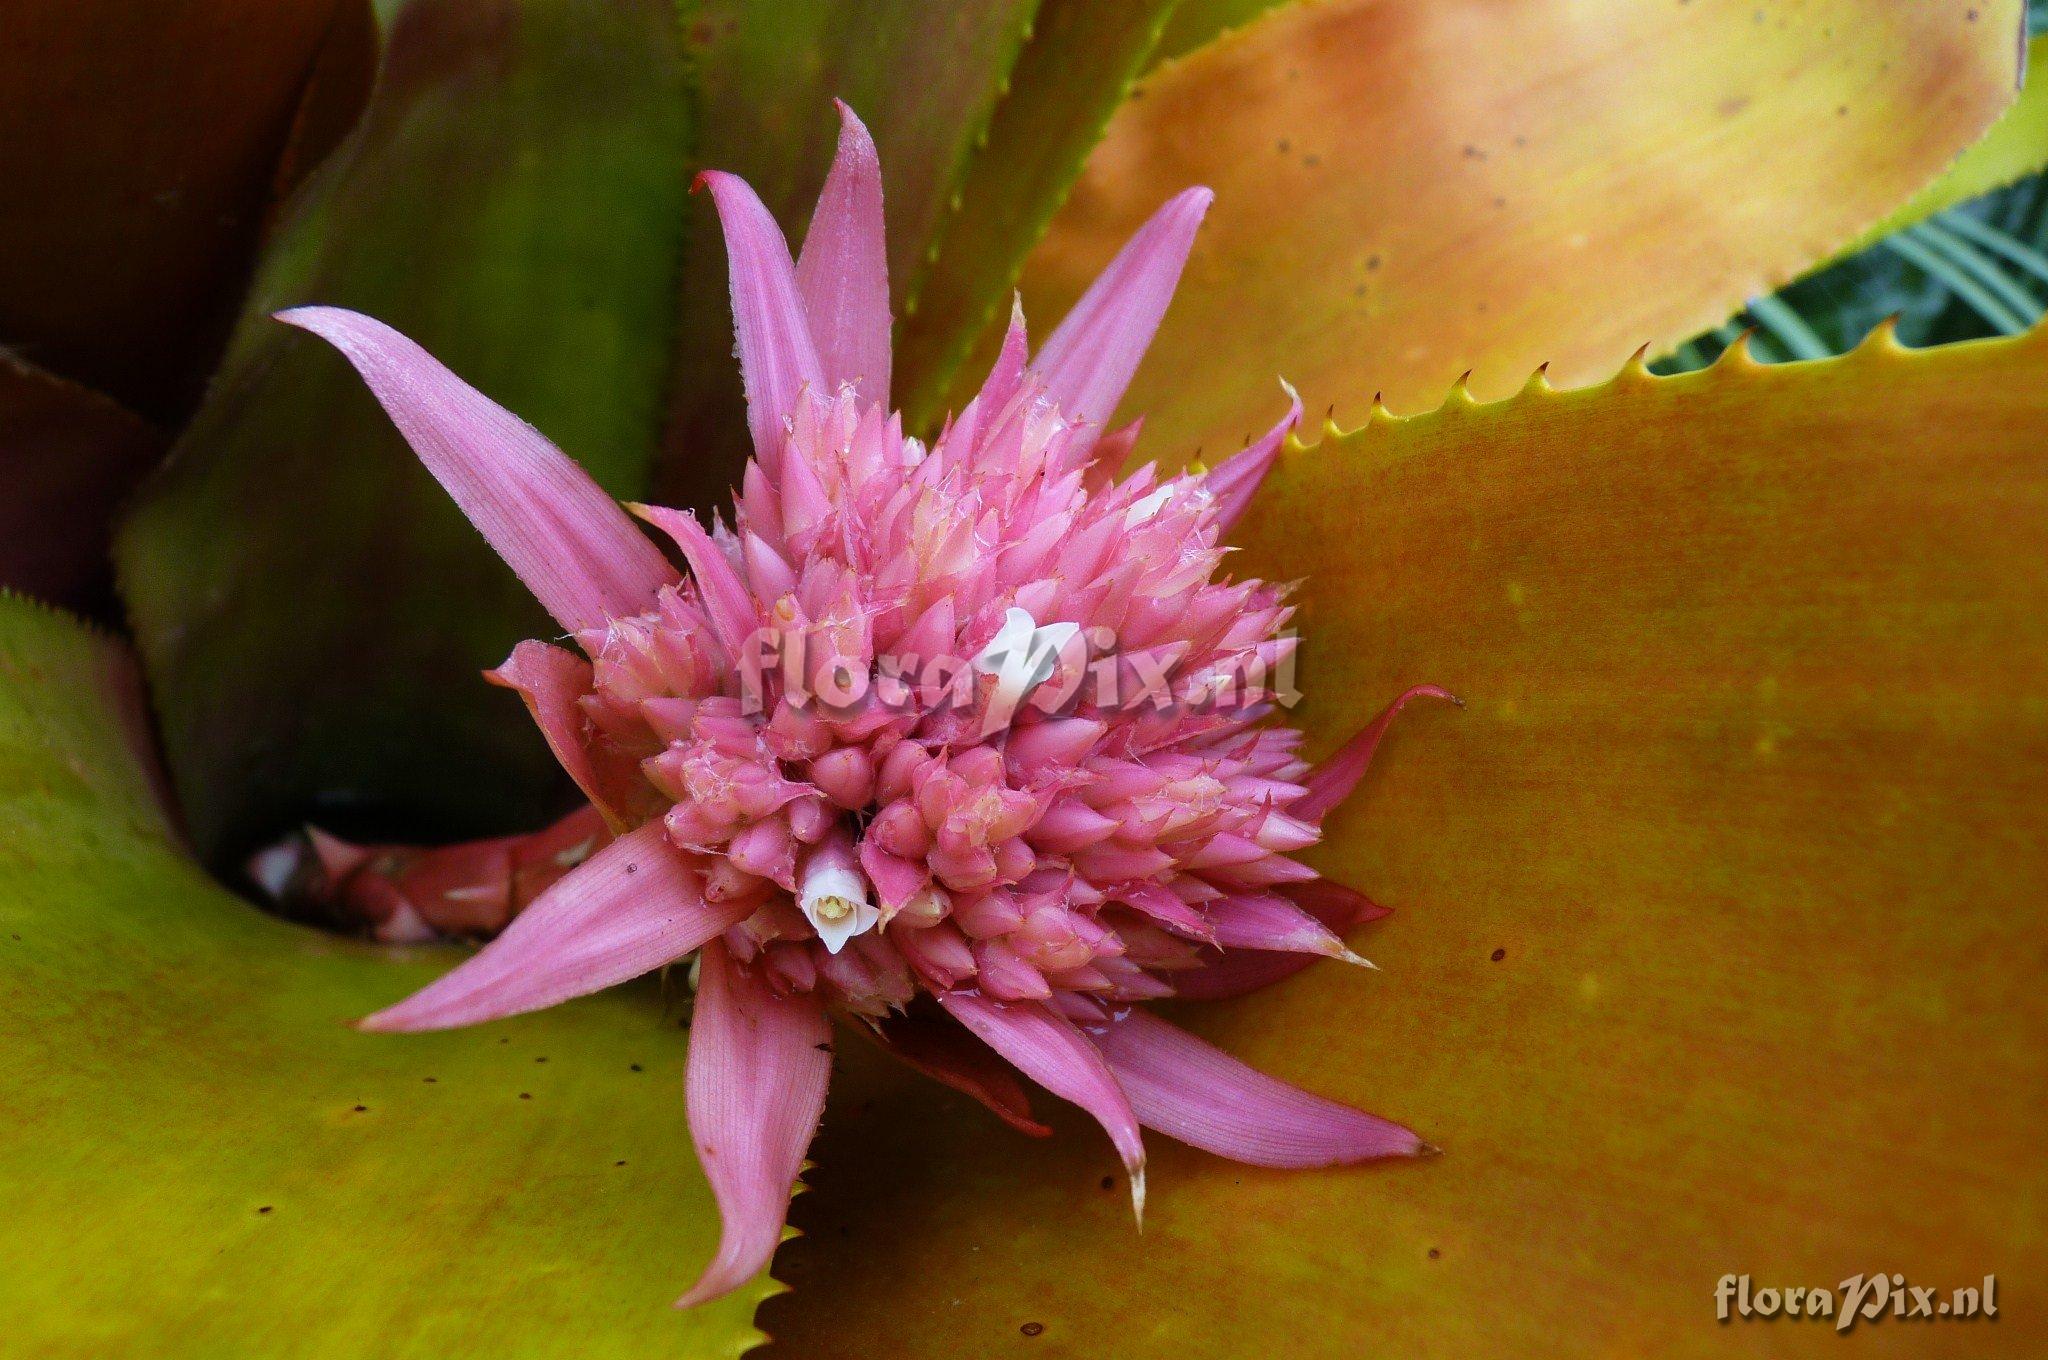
[281,102,1445,1309]
[602,371,1330,1016]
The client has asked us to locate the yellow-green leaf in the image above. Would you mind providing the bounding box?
[0,595,767,1357]
[764,326,2048,1357]
[1150,0,1289,66]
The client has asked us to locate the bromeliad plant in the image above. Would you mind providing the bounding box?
[279,106,1447,1305]
[2,2,2046,1357]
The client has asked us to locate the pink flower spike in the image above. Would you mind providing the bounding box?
[276,307,675,634]
[358,824,747,1033]
[318,111,1452,1305]
[678,942,833,1309]
[628,503,759,656]
[795,101,891,406]
[1030,186,1212,445]
[698,170,827,470]
[1204,380,1303,533]
[1092,1008,1427,1167]
[939,991,1147,1222]
[1294,685,1462,824]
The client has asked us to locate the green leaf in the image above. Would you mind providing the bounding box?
[764,328,2048,1357]
[0,594,766,1357]
[658,0,1039,505]
[1149,0,1290,66]
[116,0,697,861]
[893,0,1183,431]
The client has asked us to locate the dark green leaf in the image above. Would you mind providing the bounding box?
[118,0,696,862]
[893,0,1183,430]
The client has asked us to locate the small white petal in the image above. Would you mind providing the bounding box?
[800,859,879,954]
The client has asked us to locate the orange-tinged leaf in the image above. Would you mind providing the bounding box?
[1018,0,2027,461]
[763,327,2048,1357]
[1842,34,2048,257]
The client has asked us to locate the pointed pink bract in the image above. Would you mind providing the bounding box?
[629,503,761,656]
[486,640,650,829]
[939,991,1146,1218]
[1030,186,1212,449]
[678,941,833,1308]
[795,101,892,406]
[1206,382,1303,533]
[1205,891,1361,960]
[1172,880,1392,1000]
[1093,1008,1426,1167]
[698,171,827,471]
[1295,684,1461,823]
[359,824,747,1033]
[276,307,675,634]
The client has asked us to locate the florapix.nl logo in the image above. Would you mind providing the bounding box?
[1715,1273,1998,1334]
[731,605,1301,737]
